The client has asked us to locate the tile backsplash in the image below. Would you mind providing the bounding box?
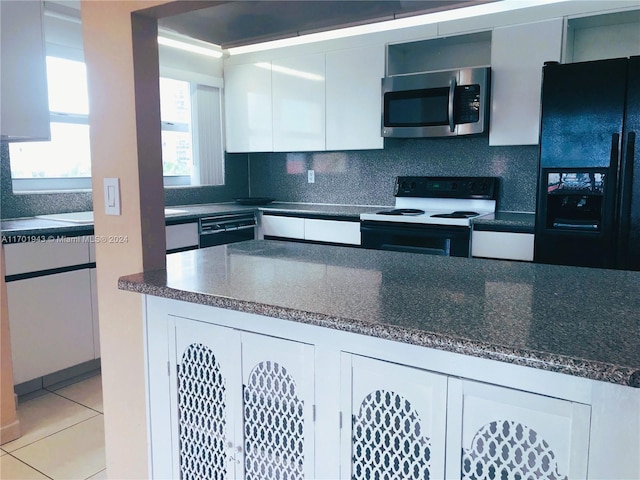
[2,136,539,219]
[249,137,540,212]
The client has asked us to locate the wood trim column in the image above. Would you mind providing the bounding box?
[0,246,20,445]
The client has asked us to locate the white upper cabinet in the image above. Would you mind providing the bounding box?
[224,62,273,152]
[489,18,563,146]
[0,0,50,141]
[325,45,384,151]
[272,53,326,152]
[225,45,385,153]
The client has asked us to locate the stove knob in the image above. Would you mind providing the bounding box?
[469,181,476,191]
[411,181,417,189]
[451,182,458,190]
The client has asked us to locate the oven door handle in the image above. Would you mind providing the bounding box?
[380,244,448,256]
[360,223,466,236]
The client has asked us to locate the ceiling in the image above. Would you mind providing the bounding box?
[157,1,495,49]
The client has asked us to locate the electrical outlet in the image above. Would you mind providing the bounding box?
[307,170,315,184]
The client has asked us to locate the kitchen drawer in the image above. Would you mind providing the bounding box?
[4,238,91,275]
[472,231,534,261]
[304,218,361,245]
[261,215,305,240]
[166,223,199,251]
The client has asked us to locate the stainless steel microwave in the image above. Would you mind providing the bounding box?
[381,67,490,138]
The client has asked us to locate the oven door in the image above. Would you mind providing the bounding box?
[360,221,471,257]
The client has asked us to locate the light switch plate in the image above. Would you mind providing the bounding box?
[104,178,121,215]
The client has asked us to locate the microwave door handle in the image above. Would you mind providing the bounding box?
[448,77,456,133]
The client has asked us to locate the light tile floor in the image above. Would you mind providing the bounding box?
[1,373,106,480]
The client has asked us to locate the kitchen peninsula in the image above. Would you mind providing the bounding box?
[120,240,638,479]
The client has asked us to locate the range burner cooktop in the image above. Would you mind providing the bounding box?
[377,208,425,216]
[430,210,480,219]
[360,176,499,227]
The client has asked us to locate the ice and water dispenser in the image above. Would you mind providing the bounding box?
[542,171,605,232]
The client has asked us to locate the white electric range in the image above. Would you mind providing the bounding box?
[360,176,499,257]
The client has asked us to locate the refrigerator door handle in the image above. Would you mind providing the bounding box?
[624,131,636,180]
[610,132,621,172]
[615,131,636,267]
[617,131,636,220]
[610,133,621,220]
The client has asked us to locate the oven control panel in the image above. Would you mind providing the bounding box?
[394,176,498,199]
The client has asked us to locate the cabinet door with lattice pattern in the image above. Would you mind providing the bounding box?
[340,354,448,480]
[240,332,315,480]
[173,319,243,480]
[446,379,591,480]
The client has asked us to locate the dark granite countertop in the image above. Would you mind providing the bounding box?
[119,240,640,388]
[472,211,536,233]
[261,202,385,219]
[0,217,95,238]
[1,202,388,238]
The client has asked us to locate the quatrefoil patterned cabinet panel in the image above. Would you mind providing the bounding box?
[340,354,448,480]
[172,319,315,480]
[446,379,592,480]
[174,318,243,480]
[240,332,315,480]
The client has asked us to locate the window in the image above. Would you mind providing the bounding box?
[160,77,225,187]
[160,77,193,185]
[10,65,225,191]
[8,8,225,192]
[9,56,92,191]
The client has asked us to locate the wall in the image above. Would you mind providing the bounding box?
[249,138,539,211]
[80,2,163,478]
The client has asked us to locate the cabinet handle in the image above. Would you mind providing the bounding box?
[448,77,457,133]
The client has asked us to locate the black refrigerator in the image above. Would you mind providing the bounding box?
[534,56,640,270]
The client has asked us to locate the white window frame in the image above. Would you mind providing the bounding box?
[160,67,225,188]
[10,8,226,193]
[10,57,93,192]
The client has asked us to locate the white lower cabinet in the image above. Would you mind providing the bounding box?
[472,230,534,261]
[261,214,305,240]
[447,379,591,480]
[165,222,199,251]
[340,356,590,480]
[169,317,315,479]
[304,219,360,246]
[7,269,95,384]
[261,214,361,246]
[146,304,617,479]
[340,355,448,479]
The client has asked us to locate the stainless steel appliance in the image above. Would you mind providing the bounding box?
[381,67,490,138]
[361,176,498,256]
[534,57,640,270]
[199,212,256,248]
